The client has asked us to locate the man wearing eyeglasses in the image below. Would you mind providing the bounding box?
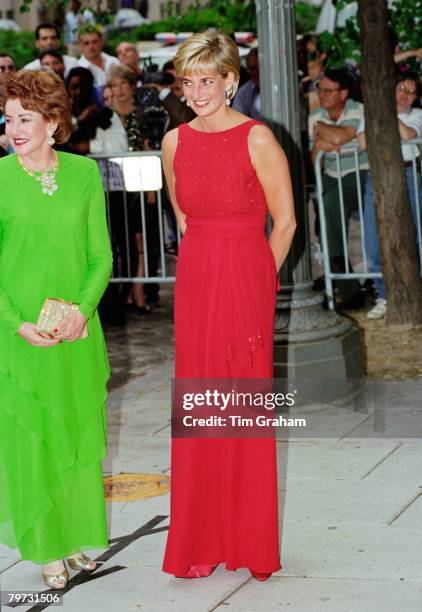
[0,54,16,156]
[308,68,368,310]
[358,71,422,320]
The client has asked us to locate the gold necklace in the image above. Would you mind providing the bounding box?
[18,150,59,196]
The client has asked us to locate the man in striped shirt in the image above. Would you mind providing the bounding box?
[309,68,368,309]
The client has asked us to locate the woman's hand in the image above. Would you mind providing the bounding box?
[248,124,296,271]
[161,128,187,235]
[17,322,61,347]
[52,310,87,343]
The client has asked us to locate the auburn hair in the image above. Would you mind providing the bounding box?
[3,70,72,144]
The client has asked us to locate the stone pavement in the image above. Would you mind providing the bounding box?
[1,287,422,612]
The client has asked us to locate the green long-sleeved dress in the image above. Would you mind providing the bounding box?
[0,151,113,564]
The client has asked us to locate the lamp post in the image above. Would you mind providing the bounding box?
[256,0,364,385]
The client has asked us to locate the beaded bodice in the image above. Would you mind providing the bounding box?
[174,120,268,220]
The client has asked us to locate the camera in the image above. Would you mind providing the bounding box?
[134,70,175,150]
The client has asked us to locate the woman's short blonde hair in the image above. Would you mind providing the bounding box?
[173,31,240,99]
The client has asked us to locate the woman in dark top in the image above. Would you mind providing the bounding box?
[65,67,114,154]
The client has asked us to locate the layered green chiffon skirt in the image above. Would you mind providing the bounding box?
[0,316,109,563]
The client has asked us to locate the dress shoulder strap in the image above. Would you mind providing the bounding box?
[242,119,266,130]
[177,122,194,143]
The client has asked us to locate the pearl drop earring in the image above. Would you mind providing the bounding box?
[225,85,233,106]
[47,128,55,146]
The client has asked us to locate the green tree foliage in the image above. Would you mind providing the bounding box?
[319,0,422,69]
[295,2,320,33]
[4,0,321,66]
[161,0,257,31]
[105,1,319,53]
[104,1,255,53]
[318,11,361,68]
[389,0,422,55]
[0,30,36,67]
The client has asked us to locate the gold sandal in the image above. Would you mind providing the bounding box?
[42,567,69,590]
[67,553,96,571]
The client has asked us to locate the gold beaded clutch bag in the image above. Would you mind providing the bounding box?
[36,298,88,338]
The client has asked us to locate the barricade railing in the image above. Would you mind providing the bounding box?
[90,151,180,285]
[314,139,422,310]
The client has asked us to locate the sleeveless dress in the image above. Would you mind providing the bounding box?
[0,152,112,564]
[162,120,281,575]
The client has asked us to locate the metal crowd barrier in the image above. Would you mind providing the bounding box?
[90,151,180,285]
[314,139,422,310]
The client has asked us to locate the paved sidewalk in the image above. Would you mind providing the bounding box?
[1,288,422,612]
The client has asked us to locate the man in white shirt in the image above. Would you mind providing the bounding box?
[78,28,119,87]
[24,22,78,79]
[358,71,422,319]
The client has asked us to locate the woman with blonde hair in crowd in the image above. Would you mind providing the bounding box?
[107,63,160,312]
[162,31,296,580]
[0,70,112,589]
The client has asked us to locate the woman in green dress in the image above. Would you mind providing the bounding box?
[0,70,112,589]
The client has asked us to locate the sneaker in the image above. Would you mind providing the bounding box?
[367,298,387,320]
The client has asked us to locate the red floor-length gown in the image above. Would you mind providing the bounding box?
[162,119,281,575]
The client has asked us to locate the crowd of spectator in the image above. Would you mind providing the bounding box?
[0,18,421,322]
[231,40,420,319]
[305,56,421,318]
[0,19,196,324]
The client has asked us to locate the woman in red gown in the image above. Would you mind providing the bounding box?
[161,31,296,580]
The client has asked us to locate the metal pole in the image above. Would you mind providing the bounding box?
[256,0,364,381]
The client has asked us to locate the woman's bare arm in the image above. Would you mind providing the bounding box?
[248,125,297,271]
[161,128,187,235]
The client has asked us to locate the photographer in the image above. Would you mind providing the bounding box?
[137,68,195,133]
